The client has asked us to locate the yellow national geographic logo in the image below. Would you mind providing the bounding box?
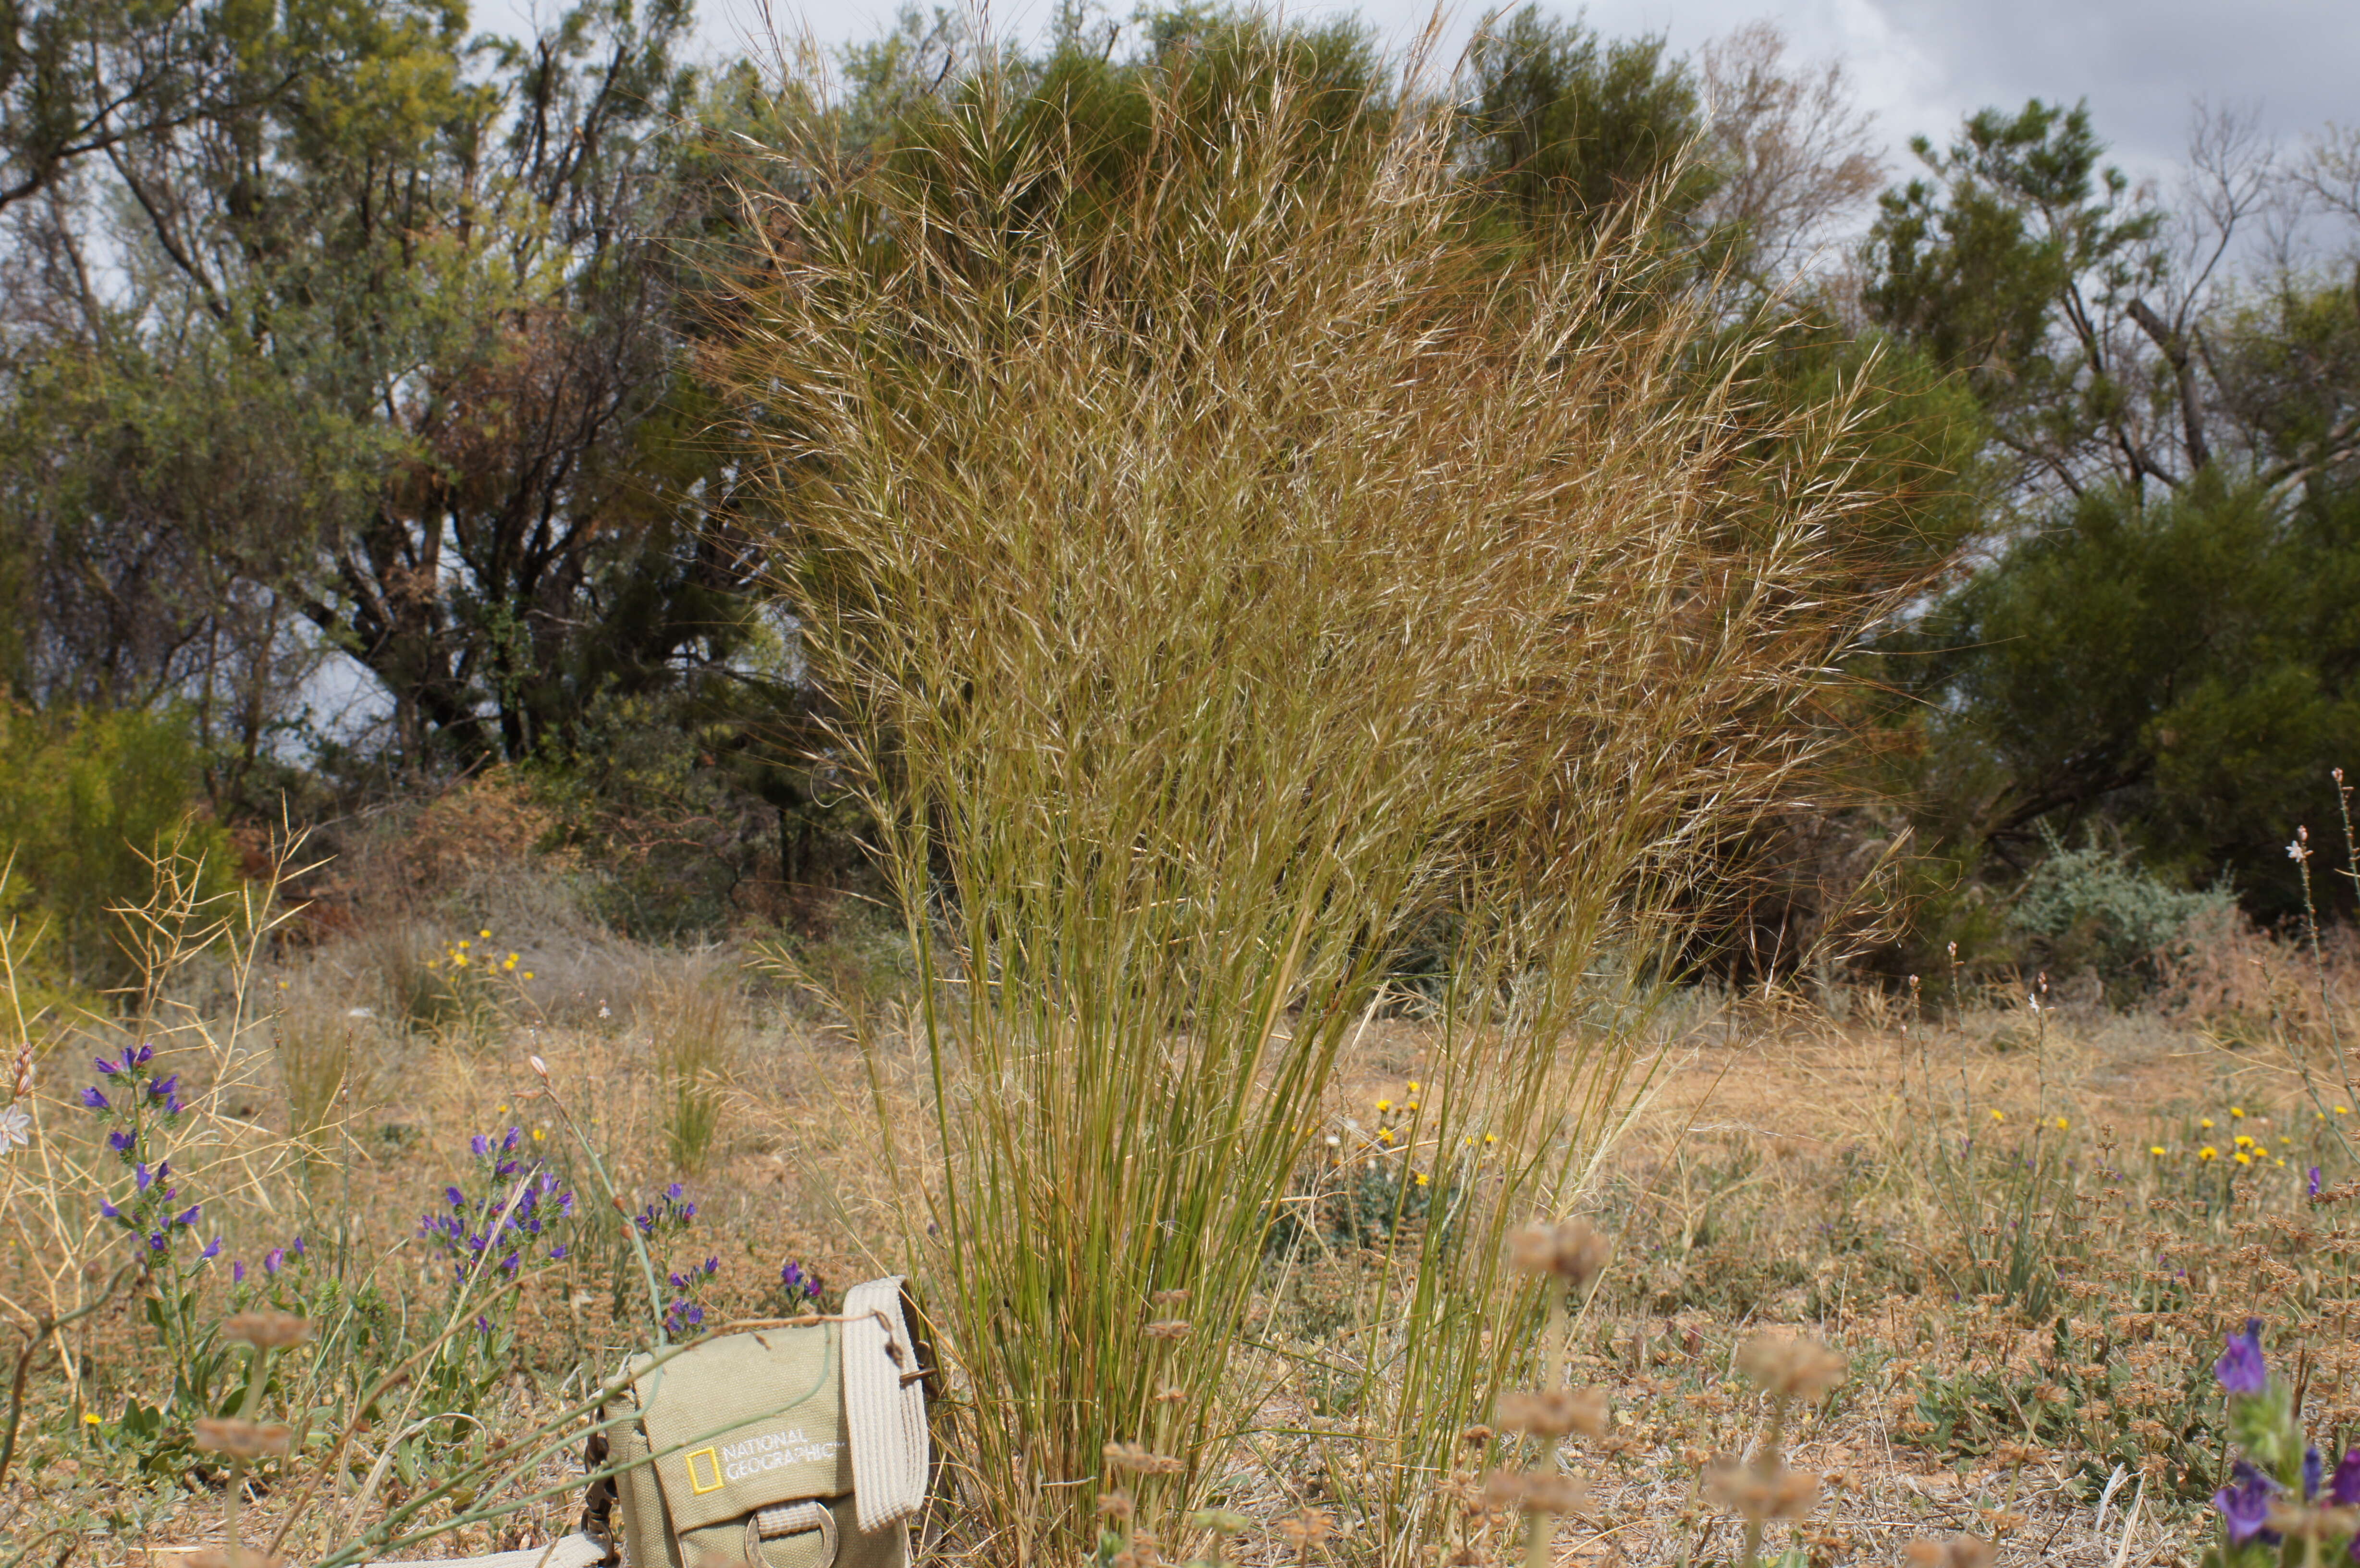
[684,1446,725,1495]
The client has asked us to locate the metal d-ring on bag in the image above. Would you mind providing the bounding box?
[371,1277,931,1568]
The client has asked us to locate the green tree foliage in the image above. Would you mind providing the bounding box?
[1455,5,1717,242]
[1864,96,2360,927]
[1906,474,2360,921]
[0,706,230,991]
[0,0,777,779]
[1864,100,2167,497]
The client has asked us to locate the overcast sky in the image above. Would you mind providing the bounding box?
[603,0,2353,199]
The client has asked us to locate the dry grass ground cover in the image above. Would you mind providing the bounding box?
[7,868,2357,1567]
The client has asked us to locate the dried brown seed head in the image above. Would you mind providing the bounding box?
[1276,1508,1336,1548]
[1150,1288,1190,1307]
[1734,1331,1847,1401]
[1494,1387,1608,1439]
[1102,1441,1184,1476]
[1479,1468,1590,1516]
[1704,1458,1820,1523]
[1143,1319,1192,1340]
[222,1310,311,1350]
[1901,1536,1994,1568]
[192,1417,294,1461]
[188,1551,286,1568]
[1506,1219,1610,1287]
[1097,1489,1136,1521]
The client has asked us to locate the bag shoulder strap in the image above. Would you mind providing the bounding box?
[840,1275,930,1533]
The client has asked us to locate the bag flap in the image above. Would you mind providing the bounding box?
[628,1325,852,1531]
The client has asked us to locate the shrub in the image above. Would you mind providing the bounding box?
[0,704,228,991]
[2009,840,2231,993]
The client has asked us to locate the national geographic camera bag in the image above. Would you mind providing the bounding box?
[582,1277,931,1568]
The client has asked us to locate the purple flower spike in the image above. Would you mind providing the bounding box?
[162,1095,184,1116]
[98,1197,120,1220]
[2214,1460,2281,1546]
[2216,1318,2269,1396]
[2333,1449,2360,1506]
[173,1205,200,1228]
[2310,1166,2323,1198]
[289,1236,305,1257]
[108,1131,135,1155]
[148,1231,168,1252]
[549,1244,569,1261]
[2307,1447,2323,1500]
[94,1056,121,1076]
[232,1260,246,1284]
[135,1162,154,1192]
[148,1075,177,1100]
[200,1236,221,1261]
[128,1044,153,1068]
[263,1247,285,1275]
[80,1086,109,1111]
[665,1182,684,1201]
[470,1134,490,1156]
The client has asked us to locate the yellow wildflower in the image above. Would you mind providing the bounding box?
[2200,1146,2218,1160]
[2149,1145,2166,1156]
[2236,1152,2253,1166]
[2231,1106,2245,1118]
[1375,1099,1392,1114]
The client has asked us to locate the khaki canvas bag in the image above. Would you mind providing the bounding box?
[582,1276,932,1568]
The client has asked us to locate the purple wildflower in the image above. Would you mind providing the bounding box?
[2310,1165,2323,1198]
[173,1205,199,1229]
[232,1260,246,1284]
[108,1130,135,1155]
[2334,1449,2360,1506]
[2307,1447,2323,1500]
[263,1247,285,1275]
[80,1086,109,1110]
[2216,1319,2268,1397]
[199,1237,221,1261]
[135,1162,154,1192]
[148,1231,168,1252]
[2214,1460,2280,1546]
[128,1044,153,1068]
[148,1075,177,1100]
[94,1055,121,1076]
[289,1236,305,1257]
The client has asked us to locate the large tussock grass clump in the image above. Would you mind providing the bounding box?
[711,26,1905,1560]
